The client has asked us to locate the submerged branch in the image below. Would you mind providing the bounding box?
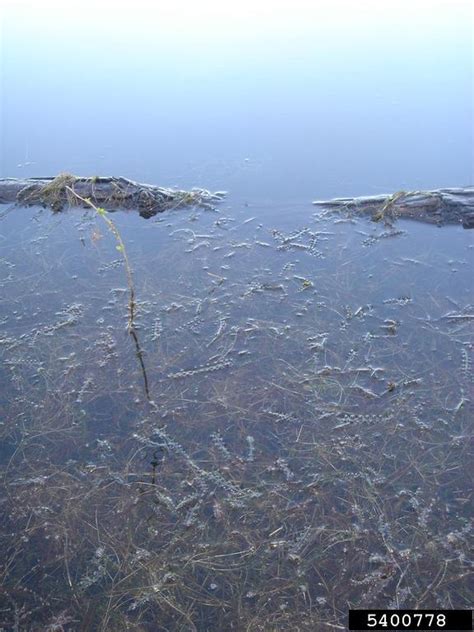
[0,173,226,218]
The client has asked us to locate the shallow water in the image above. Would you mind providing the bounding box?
[1,198,472,629]
[0,2,473,630]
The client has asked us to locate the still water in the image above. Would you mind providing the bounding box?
[0,2,473,630]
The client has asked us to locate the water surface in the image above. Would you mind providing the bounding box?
[0,2,472,630]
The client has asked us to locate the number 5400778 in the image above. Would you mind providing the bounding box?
[367,613,447,628]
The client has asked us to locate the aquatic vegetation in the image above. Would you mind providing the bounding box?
[372,190,408,223]
[66,187,137,333]
[0,197,472,630]
[167,359,233,379]
[19,172,79,211]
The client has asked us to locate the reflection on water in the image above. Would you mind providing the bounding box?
[2,2,472,198]
[0,199,472,629]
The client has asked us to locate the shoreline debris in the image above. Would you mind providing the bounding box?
[313,187,474,228]
[0,173,226,217]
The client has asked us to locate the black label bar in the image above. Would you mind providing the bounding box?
[348,610,472,630]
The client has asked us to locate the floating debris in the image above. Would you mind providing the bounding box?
[313,187,474,228]
[0,173,226,217]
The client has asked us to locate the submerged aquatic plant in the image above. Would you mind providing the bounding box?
[66,186,151,401]
[66,187,136,332]
[0,184,472,630]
